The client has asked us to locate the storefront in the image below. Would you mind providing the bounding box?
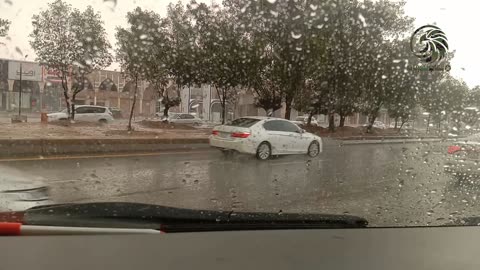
[6,60,43,112]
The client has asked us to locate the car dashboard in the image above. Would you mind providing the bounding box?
[0,227,478,270]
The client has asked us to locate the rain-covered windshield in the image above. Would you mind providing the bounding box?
[1,0,480,228]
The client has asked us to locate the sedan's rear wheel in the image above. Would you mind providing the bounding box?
[307,141,320,157]
[256,142,271,160]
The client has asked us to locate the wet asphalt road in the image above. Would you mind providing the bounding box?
[2,139,480,227]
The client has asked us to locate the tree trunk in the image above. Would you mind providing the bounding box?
[128,78,138,131]
[60,75,71,120]
[284,103,292,120]
[339,115,346,128]
[307,112,314,126]
[399,119,407,131]
[328,113,335,132]
[394,117,398,129]
[71,93,78,120]
[366,114,377,133]
[221,92,227,124]
[63,90,71,120]
[163,104,169,120]
[284,95,293,120]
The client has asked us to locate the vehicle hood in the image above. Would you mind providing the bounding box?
[303,132,322,140]
[0,165,46,191]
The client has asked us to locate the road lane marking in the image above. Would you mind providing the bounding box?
[0,150,215,162]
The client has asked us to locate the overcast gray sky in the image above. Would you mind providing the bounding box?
[0,0,477,87]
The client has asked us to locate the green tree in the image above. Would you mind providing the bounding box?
[384,41,421,129]
[354,1,414,132]
[163,1,200,117]
[116,7,155,131]
[225,0,308,120]
[463,86,480,127]
[191,2,247,124]
[134,11,172,119]
[419,75,468,132]
[30,0,112,120]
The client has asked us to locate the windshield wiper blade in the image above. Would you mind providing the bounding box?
[22,202,368,232]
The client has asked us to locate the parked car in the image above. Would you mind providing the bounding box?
[168,113,203,125]
[363,121,386,129]
[210,116,323,160]
[0,165,53,212]
[108,107,123,119]
[291,116,319,127]
[155,112,179,120]
[47,105,114,123]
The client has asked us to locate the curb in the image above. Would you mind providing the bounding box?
[339,138,458,145]
[0,138,210,158]
[336,136,441,141]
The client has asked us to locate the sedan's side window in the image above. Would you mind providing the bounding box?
[278,121,300,133]
[263,120,283,131]
[185,114,195,119]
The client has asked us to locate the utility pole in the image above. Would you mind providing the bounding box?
[18,55,28,117]
[18,61,22,116]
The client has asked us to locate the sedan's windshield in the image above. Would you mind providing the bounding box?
[1,0,480,230]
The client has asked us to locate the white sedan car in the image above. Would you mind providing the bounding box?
[0,165,53,212]
[210,117,323,160]
[47,105,114,123]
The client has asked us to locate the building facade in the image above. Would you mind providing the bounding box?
[0,58,396,125]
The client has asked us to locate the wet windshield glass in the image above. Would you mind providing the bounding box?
[1,0,480,228]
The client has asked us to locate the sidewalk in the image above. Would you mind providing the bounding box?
[0,112,42,123]
[0,121,210,140]
[0,120,211,157]
[340,138,445,145]
[338,135,442,141]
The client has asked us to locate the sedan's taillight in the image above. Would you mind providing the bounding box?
[231,132,250,138]
[212,130,219,136]
[448,145,461,154]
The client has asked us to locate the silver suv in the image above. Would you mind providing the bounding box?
[47,105,115,123]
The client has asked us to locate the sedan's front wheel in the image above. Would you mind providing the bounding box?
[256,142,271,160]
[307,141,320,157]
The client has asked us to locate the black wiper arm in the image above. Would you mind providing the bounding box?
[23,202,368,232]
